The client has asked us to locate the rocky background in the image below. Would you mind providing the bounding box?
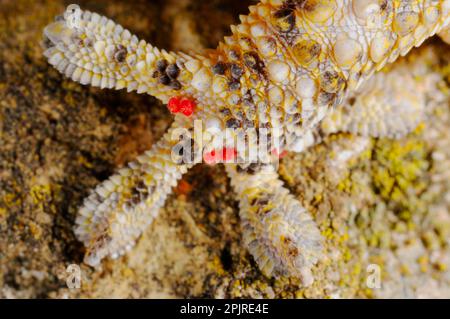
[0,0,449,298]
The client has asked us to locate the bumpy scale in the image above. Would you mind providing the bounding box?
[43,1,450,285]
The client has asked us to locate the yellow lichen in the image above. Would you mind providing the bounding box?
[207,255,226,276]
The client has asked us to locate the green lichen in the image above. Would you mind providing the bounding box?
[371,137,429,221]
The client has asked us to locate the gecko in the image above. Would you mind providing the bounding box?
[42,1,450,285]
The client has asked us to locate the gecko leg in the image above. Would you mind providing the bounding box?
[321,48,443,139]
[285,54,435,153]
[225,164,323,286]
[43,5,212,105]
[76,116,194,267]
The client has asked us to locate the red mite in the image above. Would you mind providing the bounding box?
[204,147,237,165]
[168,97,195,117]
[272,148,288,159]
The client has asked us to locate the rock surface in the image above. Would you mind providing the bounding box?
[0,0,449,298]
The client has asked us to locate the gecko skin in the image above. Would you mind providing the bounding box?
[43,1,450,285]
